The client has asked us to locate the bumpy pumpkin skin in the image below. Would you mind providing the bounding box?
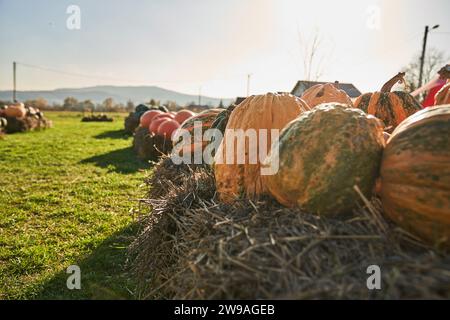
[301,83,353,108]
[262,103,385,216]
[354,91,421,132]
[434,81,450,106]
[380,105,450,247]
[214,93,310,203]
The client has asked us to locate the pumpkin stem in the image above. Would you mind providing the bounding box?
[380,72,405,92]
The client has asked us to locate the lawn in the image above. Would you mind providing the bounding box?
[0,111,150,299]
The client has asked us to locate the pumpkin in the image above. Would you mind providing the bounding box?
[157,119,180,140]
[174,110,196,124]
[135,104,150,114]
[301,81,353,108]
[211,105,236,134]
[140,110,163,128]
[4,103,26,118]
[214,93,310,203]
[149,114,173,134]
[380,105,450,247]
[173,108,223,155]
[434,81,450,106]
[262,103,384,215]
[354,72,422,132]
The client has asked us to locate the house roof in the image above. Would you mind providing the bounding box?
[291,81,362,98]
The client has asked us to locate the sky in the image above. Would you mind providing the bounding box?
[0,0,449,99]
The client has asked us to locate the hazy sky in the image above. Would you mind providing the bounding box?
[0,0,449,98]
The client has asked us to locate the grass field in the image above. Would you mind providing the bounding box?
[0,112,150,299]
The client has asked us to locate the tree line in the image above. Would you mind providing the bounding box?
[0,97,180,112]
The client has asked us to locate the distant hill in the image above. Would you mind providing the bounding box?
[0,85,234,106]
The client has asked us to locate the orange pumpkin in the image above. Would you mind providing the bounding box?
[214,93,310,203]
[380,105,450,247]
[354,72,422,132]
[140,110,163,128]
[149,115,172,134]
[174,110,196,124]
[301,81,353,108]
[156,119,180,140]
[172,109,222,156]
[434,81,450,106]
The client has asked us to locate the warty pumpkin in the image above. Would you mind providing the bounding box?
[354,72,422,132]
[214,93,310,203]
[262,103,384,215]
[301,81,353,108]
[380,104,450,247]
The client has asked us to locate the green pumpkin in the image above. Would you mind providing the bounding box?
[209,105,236,153]
[135,104,151,114]
[262,103,385,216]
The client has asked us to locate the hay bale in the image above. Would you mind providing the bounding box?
[133,127,173,161]
[129,157,450,299]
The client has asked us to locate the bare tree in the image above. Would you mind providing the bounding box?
[298,30,330,81]
[403,47,449,92]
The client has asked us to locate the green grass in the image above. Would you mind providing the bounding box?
[0,112,150,299]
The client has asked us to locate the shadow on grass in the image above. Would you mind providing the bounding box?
[34,223,139,300]
[94,130,130,140]
[80,147,150,174]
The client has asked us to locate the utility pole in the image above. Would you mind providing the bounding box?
[418,24,439,88]
[246,74,252,97]
[13,61,17,102]
[198,86,202,105]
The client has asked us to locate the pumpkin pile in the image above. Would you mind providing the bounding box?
[178,89,449,247]
[124,104,169,134]
[132,108,192,161]
[0,103,52,134]
[149,89,447,247]
[133,76,450,299]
